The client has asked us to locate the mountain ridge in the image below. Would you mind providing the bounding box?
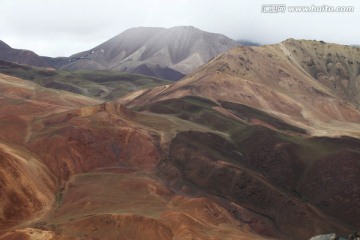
[120,39,360,137]
[0,41,68,69]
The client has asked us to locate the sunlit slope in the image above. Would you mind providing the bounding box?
[121,39,360,137]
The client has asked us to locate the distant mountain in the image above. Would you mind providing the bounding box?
[60,26,239,80]
[236,39,261,46]
[0,40,67,68]
[1,27,239,80]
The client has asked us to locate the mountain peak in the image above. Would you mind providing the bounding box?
[169,25,200,31]
[62,26,238,80]
[120,26,166,34]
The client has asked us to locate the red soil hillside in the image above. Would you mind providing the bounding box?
[1,39,360,240]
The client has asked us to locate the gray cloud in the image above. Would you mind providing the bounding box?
[0,0,359,57]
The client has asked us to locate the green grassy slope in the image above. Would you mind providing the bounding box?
[0,59,171,100]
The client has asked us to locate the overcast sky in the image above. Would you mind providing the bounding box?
[0,0,359,57]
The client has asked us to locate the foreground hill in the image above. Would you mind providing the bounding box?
[60,26,238,80]
[1,40,360,240]
[0,73,278,239]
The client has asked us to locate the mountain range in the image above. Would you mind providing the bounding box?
[0,26,239,80]
[0,28,360,240]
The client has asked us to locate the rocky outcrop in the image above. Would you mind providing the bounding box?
[0,142,55,232]
[309,231,360,240]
